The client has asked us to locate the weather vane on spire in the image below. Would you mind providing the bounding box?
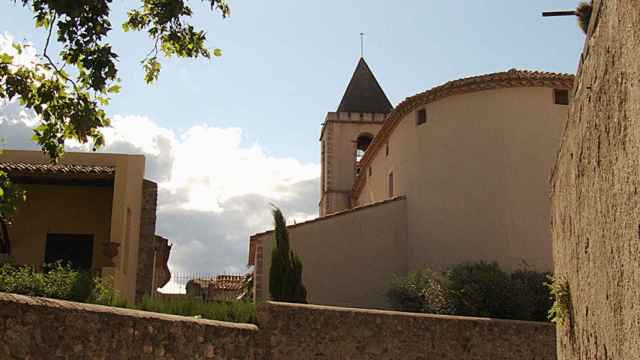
[360,32,365,58]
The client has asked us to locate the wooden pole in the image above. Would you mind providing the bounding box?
[542,11,577,17]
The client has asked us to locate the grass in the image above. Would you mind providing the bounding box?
[138,295,257,324]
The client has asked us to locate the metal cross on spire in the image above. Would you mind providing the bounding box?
[360,32,365,58]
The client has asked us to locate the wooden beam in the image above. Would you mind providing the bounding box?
[542,11,577,17]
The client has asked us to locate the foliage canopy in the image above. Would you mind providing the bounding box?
[2,0,229,161]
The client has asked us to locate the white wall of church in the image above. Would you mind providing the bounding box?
[356,86,569,272]
[252,196,408,309]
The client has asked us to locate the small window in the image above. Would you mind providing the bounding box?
[554,89,569,105]
[356,133,373,162]
[385,143,389,157]
[388,172,394,197]
[416,108,427,126]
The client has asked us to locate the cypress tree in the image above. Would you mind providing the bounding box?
[268,206,307,303]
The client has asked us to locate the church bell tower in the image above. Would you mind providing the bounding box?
[319,58,393,216]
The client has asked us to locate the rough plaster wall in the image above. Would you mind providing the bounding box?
[550,1,640,358]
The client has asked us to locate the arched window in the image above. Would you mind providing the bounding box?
[355,133,373,162]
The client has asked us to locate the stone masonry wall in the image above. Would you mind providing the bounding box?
[550,0,640,358]
[0,293,556,359]
[135,179,158,303]
[258,302,556,360]
[0,292,257,360]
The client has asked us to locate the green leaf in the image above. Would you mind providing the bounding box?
[12,43,22,55]
[213,48,222,57]
[107,84,121,94]
[0,53,13,64]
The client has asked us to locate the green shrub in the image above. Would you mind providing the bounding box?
[545,275,570,325]
[87,276,127,308]
[447,261,512,318]
[388,262,553,322]
[138,295,257,324]
[0,262,93,301]
[510,270,553,322]
[387,267,452,314]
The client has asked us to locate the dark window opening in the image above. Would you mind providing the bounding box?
[416,108,427,126]
[388,172,394,198]
[356,133,374,162]
[368,166,372,177]
[554,89,569,105]
[385,143,389,157]
[44,234,94,270]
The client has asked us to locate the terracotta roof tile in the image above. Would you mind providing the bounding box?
[189,275,246,292]
[0,162,115,177]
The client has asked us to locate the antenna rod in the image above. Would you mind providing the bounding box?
[542,10,577,17]
[360,32,365,58]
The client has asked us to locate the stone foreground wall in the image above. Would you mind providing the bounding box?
[0,293,556,359]
[550,0,640,358]
[258,302,556,360]
[0,293,258,360]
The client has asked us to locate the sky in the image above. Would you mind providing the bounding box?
[0,1,586,289]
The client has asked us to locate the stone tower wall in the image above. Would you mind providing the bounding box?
[319,112,386,216]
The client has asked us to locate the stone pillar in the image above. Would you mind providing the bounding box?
[135,180,158,303]
[551,1,640,358]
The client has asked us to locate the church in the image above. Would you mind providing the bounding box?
[249,58,574,309]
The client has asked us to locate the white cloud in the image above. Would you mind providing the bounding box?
[0,32,39,70]
[0,107,320,280]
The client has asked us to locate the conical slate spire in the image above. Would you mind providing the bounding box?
[337,58,393,114]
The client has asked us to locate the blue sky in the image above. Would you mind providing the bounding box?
[0,1,586,280]
[2,0,584,163]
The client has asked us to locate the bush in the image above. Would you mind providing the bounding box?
[447,261,512,318]
[387,267,452,314]
[138,295,257,324]
[510,270,553,322]
[87,276,127,308]
[0,262,92,301]
[387,262,553,322]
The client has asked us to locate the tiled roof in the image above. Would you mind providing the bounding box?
[351,69,576,200]
[0,162,115,177]
[189,275,245,291]
[337,57,393,114]
[212,275,245,291]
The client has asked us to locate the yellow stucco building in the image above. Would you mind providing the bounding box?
[249,58,574,309]
[0,150,171,304]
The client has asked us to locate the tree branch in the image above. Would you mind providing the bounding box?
[42,12,81,94]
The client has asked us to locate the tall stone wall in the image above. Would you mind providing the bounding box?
[135,179,158,303]
[550,0,640,358]
[0,292,556,360]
